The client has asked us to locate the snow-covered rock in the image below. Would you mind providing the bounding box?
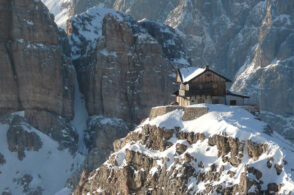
[41,0,74,28]
[81,115,129,171]
[74,104,294,194]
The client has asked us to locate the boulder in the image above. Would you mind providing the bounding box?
[0,153,5,165]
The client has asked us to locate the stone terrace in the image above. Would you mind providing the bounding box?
[149,105,208,121]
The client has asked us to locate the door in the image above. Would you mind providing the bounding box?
[230,100,236,105]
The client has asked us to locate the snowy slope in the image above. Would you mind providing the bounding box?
[78,104,294,194]
[70,76,88,154]
[0,113,83,195]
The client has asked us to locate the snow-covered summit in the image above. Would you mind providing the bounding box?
[75,104,294,194]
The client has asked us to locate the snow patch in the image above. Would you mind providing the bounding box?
[70,76,88,154]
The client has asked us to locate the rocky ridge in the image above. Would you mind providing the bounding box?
[74,105,294,195]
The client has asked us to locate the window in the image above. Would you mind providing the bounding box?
[212,99,219,104]
[230,100,237,105]
[198,98,204,103]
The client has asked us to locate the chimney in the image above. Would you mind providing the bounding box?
[205,65,209,70]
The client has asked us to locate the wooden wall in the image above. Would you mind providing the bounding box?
[187,82,226,96]
[190,71,226,83]
[187,71,226,96]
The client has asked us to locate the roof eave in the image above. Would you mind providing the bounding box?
[180,68,232,83]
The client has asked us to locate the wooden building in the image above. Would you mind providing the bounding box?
[174,66,249,106]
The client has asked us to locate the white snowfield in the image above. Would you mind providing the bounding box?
[105,104,294,193]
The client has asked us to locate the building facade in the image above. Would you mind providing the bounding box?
[175,66,249,106]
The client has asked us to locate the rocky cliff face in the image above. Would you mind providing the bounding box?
[0,0,77,145]
[67,7,190,124]
[0,1,81,193]
[74,105,294,195]
[0,0,75,118]
[231,1,294,139]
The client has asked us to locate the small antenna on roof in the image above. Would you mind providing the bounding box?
[202,57,209,69]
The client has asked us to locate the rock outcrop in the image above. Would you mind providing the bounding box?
[24,110,78,153]
[0,0,75,119]
[6,116,43,160]
[83,115,129,171]
[67,8,190,124]
[0,0,78,154]
[74,105,294,195]
[0,153,5,165]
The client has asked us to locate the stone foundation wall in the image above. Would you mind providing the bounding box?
[182,107,208,121]
[149,106,183,120]
[235,105,259,115]
[149,105,208,121]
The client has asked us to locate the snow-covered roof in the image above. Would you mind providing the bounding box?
[178,67,206,83]
[178,66,232,83]
[226,90,250,98]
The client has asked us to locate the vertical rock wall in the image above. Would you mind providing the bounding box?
[0,0,74,119]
